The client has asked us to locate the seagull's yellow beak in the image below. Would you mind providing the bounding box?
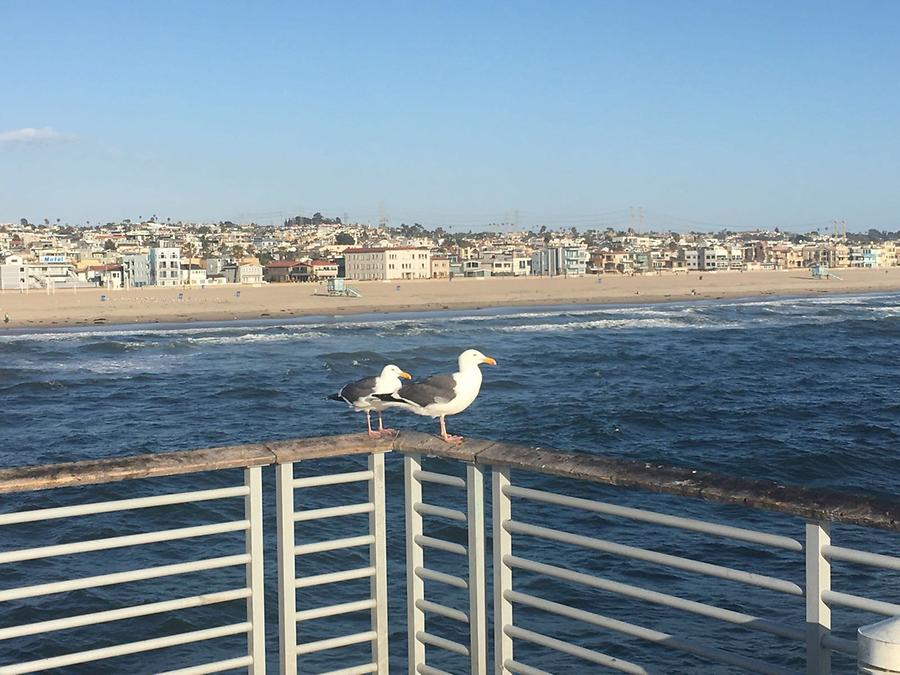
[481,356,497,366]
[399,371,413,379]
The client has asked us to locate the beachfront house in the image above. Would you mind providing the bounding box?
[149,246,182,287]
[430,256,450,279]
[343,247,431,281]
[122,254,151,287]
[532,246,588,276]
[310,260,339,281]
[264,260,302,283]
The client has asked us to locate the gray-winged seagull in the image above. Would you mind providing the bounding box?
[328,364,412,437]
[375,349,496,443]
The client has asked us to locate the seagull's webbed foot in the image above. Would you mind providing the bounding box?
[378,427,397,435]
[441,433,464,444]
[367,430,382,439]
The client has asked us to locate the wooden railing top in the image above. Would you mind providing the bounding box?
[1,431,897,532]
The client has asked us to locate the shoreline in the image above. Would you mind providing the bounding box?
[2,268,899,331]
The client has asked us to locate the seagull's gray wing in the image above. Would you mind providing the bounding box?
[393,374,457,407]
[335,377,378,405]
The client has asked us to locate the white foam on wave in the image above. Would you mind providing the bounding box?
[186,330,330,345]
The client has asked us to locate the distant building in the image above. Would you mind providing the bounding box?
[532,246,588,276]
[180,263,207,285]
[343,247,431,281]
[264,260,301,283]
[430,256,450,279]
[87,264,123,289]
[310,260,339,280]
[223,261,264,284]
[149,247,182,286]
[122,254,151,287]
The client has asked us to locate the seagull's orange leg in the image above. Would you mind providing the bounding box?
[376,411,395,436]
[439,415,463,444]
[366,411,379,438]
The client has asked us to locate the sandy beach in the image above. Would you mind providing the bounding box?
[2,268,899,330]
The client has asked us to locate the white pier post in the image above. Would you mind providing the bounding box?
[405,454,426,673]
[806,521,832,675]
[244,466,267,675]
[467,463,488,674]
[493,467,514,675]
[276,462,298,675]
[369,452,390,674]
[858,616,900,674]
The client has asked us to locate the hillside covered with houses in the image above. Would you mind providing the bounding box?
[2,215,899,290]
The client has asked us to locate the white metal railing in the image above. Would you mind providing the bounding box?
[0,432,898,674]
[0,468,265,675]
[275,452,389,675]
[404,454,488,675]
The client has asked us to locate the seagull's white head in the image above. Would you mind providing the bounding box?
[458,349,497,371]
[381,364,412,381]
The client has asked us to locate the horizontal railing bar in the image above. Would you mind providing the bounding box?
[413,502,467,523]
[506,521,804,596]
[414,534,467,556]
[0,520,249,565]
[0,553,250,603]
[293,471,374,489]
[1,622,250,674]
[317,664,378,675]
[507,590,793,675]
[413,470,466,489]
[821,634,857,656]
[416,630,470,657]
[504,484,803,551]
[506,556,805,641]
[294,502,374,522]
[822,590,900,616]
[295,598,376,622]
[296,630,377,655]
[295,566,375,589]
[414,566,468,590]
[504,660,552,675]
[823,545,900,571]
[156,655,254,675]
[0,486,248,526]
[416,665,453,675]
[294,535,375,556]
[0,587,250,641]
[504,625,650,674]
[415,598,469,624]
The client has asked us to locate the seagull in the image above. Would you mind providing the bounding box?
[375,349,496,443]
[328,364,412,437]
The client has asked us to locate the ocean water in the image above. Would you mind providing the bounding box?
[1,293,899,673]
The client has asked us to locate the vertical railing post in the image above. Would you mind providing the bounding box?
[467,463,488,675]
[369,452,390,674]
[492,467,513,675]
[806,521,831,675]
[276,462,298,675]
[405,453,426,673]
[244,466,267,674]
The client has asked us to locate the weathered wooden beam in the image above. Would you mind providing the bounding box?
[0,432,897,533]
[468,442,900,532]
[265,432,394,463]
[0,444,275,495]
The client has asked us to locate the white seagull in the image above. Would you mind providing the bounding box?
[375,349,496,443]
[328,364,412,437]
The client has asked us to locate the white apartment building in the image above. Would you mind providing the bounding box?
[149,247,182,286]
[343,247,431,280]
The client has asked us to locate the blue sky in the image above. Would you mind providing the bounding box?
[1,1,898,230]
